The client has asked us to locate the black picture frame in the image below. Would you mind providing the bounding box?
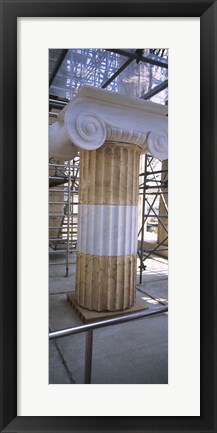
[0,1,216,432]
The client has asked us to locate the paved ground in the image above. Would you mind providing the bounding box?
[49,251,168,384]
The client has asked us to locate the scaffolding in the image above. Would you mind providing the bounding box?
[49,48,168,280]
[49,157,80,276]
[138,154,168,284]
[49,48,168,103]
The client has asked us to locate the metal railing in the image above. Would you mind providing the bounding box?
[49,306,168,384]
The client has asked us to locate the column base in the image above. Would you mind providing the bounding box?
[67,292,149,324]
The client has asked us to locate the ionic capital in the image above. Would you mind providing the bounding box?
[49,85,168,161]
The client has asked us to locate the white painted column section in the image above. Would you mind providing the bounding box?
[77,205,138,257]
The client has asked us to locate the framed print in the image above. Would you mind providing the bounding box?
[0,1,216,432]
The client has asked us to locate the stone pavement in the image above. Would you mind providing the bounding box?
[49,252,168,384]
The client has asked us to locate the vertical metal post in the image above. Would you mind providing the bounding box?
[71,159,76,250]
[84,329,93,384]
[65,161,71,277]
[139,154,148,284]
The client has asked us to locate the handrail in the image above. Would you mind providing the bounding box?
[49,306,168,384]
[49,306,168,340]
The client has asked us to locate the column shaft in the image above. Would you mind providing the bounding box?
[76,141,141,311]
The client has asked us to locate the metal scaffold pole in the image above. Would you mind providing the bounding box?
[49,160,79,277]
[139,154,148,284]
[138,154,168,283]
[65,161,71,277]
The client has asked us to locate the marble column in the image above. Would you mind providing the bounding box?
[76,141,141,311]
[49,85,168,312]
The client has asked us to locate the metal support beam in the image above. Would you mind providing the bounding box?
[141,79,168,100]
[65,161,71,277]
[101,57,134,88]
[49,99,67,110]
[139,154,148,283]
[84,330,93,384]
[139,236,168,263]
[106,49,168,69]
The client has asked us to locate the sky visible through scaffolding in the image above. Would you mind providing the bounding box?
[49,48,168,104]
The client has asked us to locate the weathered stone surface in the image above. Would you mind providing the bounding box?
[76,253,137,311]
[76,140,141,312]
[79,142,141,206]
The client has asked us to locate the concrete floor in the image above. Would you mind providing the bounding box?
[49,250,168,384]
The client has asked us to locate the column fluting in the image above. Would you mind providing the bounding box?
[76,141,141,311]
